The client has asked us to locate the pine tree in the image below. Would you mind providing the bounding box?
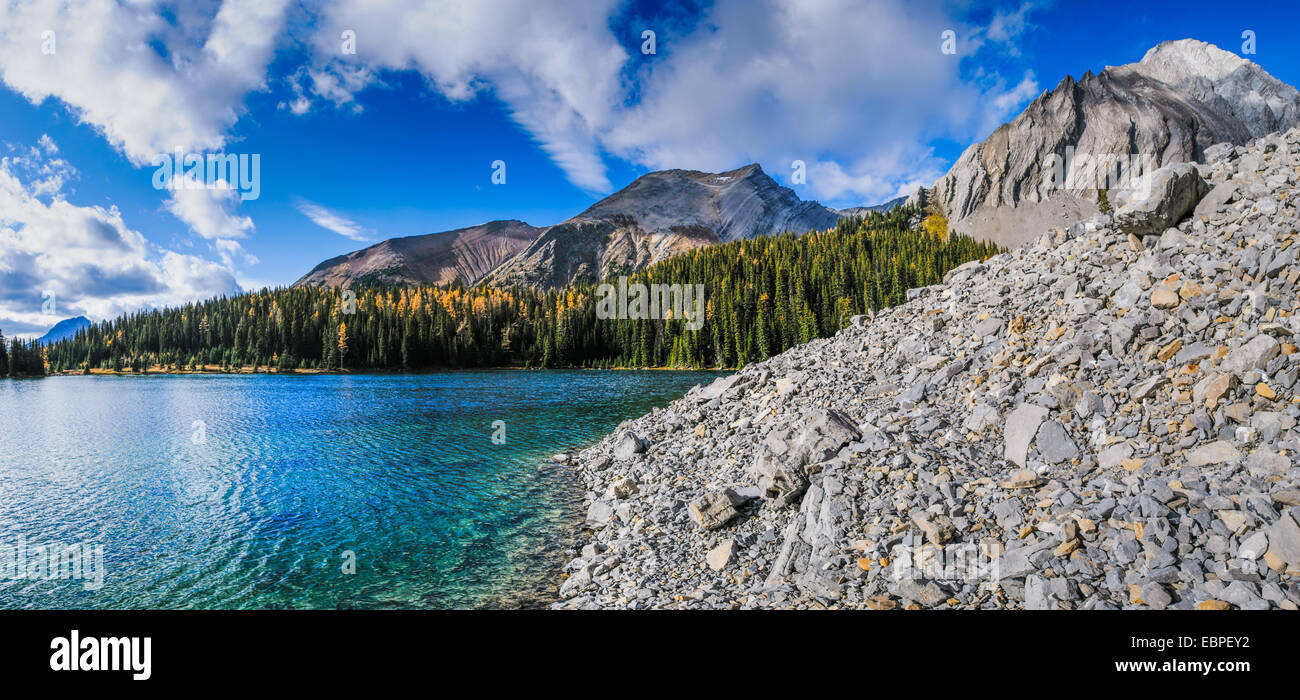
[37,206,999,373]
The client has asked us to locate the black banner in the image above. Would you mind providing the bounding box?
[0,610,1286,687]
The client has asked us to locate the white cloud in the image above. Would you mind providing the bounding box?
[0,142,240,336]
[0,0,293,165]
[303,0,1041,205]
[163,176,260,270]
[214,238,259,267]
[306,0,627,193]
[602,0,979,205]
[165,180,255,241]
[0,0,294,286]
[295,199,373,241]
[976,71,1041,138]
[984,1,1038,54]
[3,140,78,198]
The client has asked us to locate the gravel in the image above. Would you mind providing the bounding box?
[552,127,1300,610]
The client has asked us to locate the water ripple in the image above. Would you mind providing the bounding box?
[0,370,721,609]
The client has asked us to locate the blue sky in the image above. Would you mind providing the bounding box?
[0,0,1298,336]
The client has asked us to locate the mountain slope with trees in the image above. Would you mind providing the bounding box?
[44,208,998,373]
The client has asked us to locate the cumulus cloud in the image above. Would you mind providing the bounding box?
[161,175,259,269]
[3,138,78,198]
[0,0,293,165]
[298,0,1043,205]
[164,181,255,241]
[281,64,375,115]
[0,0,294,287]
[0,140,239,336]
[295,199,373,241]
[304,0,628,193]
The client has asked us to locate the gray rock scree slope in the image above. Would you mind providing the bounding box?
[553,127,1300,610]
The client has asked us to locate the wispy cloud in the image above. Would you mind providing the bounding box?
[295,199,373,241]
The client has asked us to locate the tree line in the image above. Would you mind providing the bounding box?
[39,207,1000,373]
[0,328,46,377]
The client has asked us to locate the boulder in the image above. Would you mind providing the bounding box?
[587,499,616,525]
[1114,163,1210,235]
[751,409,860,506]
[613,431,649,459]
[688,489,749,530]
[606,476,638,500]
[1265,512,1300,568]
[706,539,735,571]
[1186,441,1241,467]
[1034,420,1079,464]
[1004,403,1049,467]
[1220,335,1280,380]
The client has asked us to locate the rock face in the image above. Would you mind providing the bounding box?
[555,127,1300,610]
[927,39,1300,250]
[486,164,839,287]
[300,164,841,290]
[294,219,542,288]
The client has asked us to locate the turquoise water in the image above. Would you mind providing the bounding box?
[0,371,721,609]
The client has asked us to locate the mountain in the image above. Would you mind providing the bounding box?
[486,164,840,287]
[296,40,1297,287]
[294,219,543,288]
[927,39,1300,249]
[37,316,91,344]
[297,164,842,290]
[835,195,908,218]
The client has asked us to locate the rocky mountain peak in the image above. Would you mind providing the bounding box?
[299,162,845,290]
[485,162,839,287]
[1135,39,1248,81]
[926,39,1300,250]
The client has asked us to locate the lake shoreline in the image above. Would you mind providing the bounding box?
[47,365,728,378]
[476,462,589,610]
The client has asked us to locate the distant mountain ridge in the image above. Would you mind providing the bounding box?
[297,164,865,290]
[293,39,1295,288]
[485,164,843,287]
[295,220,542,288]
[38,316,91,343]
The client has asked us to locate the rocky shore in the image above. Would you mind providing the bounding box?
[552,128,1300,610]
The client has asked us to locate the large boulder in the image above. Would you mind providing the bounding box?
[1113,162,1210,235]
[612,431,649,459]
[1003,403,1049,467]
[751,446,810,508]
[751,409,860,506]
